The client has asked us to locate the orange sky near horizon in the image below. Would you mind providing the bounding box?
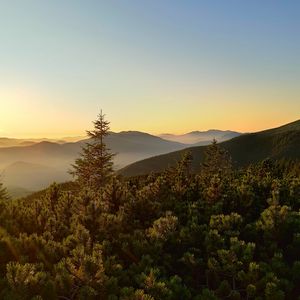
[0,80,299,138]
[1,85,299,139]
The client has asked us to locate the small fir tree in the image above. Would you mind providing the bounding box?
[201,139,232,177]
[70,110,115,191]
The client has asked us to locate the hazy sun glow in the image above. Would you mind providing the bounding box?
[0,1,299,138]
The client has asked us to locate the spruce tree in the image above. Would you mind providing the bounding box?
[200,139,232,177]
[70,110,114,191]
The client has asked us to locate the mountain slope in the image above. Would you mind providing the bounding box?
[119,120,300,176]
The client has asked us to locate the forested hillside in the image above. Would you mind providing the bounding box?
[0,113,299,299]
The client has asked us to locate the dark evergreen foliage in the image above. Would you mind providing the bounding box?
[70,110,115,192]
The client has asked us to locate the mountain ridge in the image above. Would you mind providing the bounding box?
[159,129,242,144]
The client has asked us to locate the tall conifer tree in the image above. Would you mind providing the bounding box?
[70,110,114,191]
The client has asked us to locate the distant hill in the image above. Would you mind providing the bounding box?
[0,131,187,192]
[159,130,241,144]
[0,137,74,148]
[6,186,34,199]
[2,161,69,191]
[120,120,300,177]
[106,131,186,156]
[0,138,36,148]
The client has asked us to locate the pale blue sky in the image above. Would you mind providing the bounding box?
[0,1,299,137]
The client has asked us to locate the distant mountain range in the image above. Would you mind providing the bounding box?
[0,138,63,148]
[119,120,300,177]
[159,130,241,145]
[0,132,188,193]
[0,129,239,149]
[0,137,86,148]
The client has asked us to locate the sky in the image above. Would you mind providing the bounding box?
[0,0,299,138]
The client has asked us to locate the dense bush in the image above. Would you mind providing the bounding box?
[0,151,299,299]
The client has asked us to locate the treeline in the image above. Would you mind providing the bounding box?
[0,113,299,299]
